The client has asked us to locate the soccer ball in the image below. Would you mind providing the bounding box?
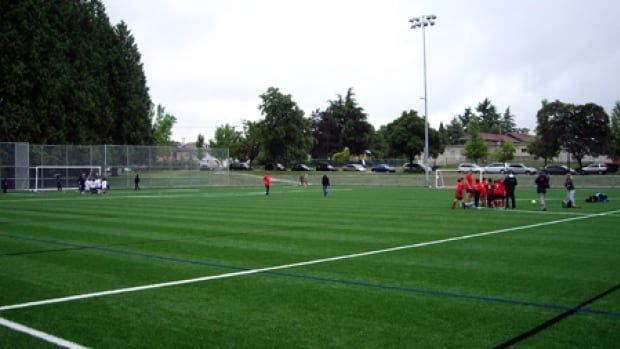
[531,199,537,204]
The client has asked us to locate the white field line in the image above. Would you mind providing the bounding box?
[2,209,619,313]
[501,209,592,216]
[0,317,87,349]
[0,187,352,203]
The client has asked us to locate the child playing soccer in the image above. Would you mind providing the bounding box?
[263,174,271,196]
[451,178,467,209]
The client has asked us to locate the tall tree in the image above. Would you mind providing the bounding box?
[437,122,449,149]
[476,98,501,133]
[151,104,177,146]
[209,123,242,158]
[610,101,620,159]
[328,88,375,155]
[551,102,611,168]
[457,108,477,131]
[108,21,153,144]
[0,0,153,144]
[310,109,340,158]
[258,87,312,165]
[500,107,517,133]
[464,118,488,163]
[496,141,516,162]
[528,100,561,165]
[238,120,263,168]
[383,110,425,163]
[196,133,205,160]
[446,116,465,145]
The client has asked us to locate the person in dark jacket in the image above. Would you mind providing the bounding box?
[56,174,63,192]
[321,174,330,197]
[503,172,518,209]
[78,173,86,194]
[134,173,140,190]
[535,170,550,211]
[1,177,8,193]
[564,173,579,208]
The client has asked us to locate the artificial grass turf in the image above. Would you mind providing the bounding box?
[0,186,619,347]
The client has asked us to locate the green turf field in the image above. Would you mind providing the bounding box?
[1,185,619,348]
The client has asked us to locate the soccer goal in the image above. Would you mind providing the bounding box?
[31,165,102,192]
[434,169,484,189]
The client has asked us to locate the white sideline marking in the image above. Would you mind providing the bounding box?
[0,317,87,349]
[503,209,591,216]
[0,187,352,203]
[1,209,618,313]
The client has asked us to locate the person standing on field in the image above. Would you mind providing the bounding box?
[263,174,271,196]
[321,174,330,197]
[564,173,579,208]
[134,173,140,190]
[1,177,8,193]
[56,174,63,192]
[503,172,518,209]
[535,169,550,211]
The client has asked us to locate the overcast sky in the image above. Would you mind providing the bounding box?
[104,0,620,144]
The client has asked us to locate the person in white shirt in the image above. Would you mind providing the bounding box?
[101,178,108,195]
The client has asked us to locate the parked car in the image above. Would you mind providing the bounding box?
[403,163,431,173]
[229,162,250,170]
[342,163,366,172]
[506,163,537,175]
[291,164,311,171]
[315,163,337,171]
[483,162,508,174]
[371,164,396,173]
[457,163,482,173]
[199,164,216,171]
[264,163,286,171]
[544,164,576,175]
[580,163,608,175]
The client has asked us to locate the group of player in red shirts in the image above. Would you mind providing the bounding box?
[451,170,511,209]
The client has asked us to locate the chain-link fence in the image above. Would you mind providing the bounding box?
[0,143,229,191]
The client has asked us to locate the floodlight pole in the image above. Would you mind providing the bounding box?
[409,14,437,187]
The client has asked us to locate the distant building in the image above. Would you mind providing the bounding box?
[435,132,610,166]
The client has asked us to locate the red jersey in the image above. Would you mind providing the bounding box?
[479,182,488,198]
[455,181,467,199]
[465,172,474,189]
[493,182,504,196]
[262,175,271,186]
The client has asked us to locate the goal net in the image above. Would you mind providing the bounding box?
[31,166,101,191]
[435,169,484,189]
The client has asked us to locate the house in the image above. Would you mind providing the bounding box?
[435,132,610,167]
[436,132,535,166]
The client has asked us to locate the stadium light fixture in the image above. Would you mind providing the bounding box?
[409,14,437,187]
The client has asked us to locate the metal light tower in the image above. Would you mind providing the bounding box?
[409,14,437,187]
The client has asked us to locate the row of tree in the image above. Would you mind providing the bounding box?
[462,100,620,169]
[0,0,175,145]
[205,86,528,167]
[207,87,619,168]
[527,100,619,168]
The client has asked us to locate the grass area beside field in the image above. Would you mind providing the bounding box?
[0,186,619,348]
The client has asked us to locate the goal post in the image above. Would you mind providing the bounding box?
[435,169,484,189]
[31,166,101,192]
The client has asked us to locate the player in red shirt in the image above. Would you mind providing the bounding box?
[478,178,488,208]
[493,179,505,208]
[451,178,467,209]
[464,170,475,202]
[473,179,483,208]
[486,178,495,208]
[263,174,271,196]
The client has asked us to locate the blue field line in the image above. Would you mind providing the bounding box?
[1,231,619,319]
